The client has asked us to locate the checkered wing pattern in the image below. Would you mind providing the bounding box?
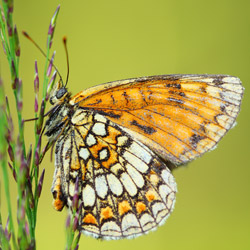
[51,110,176,239]
[47,74,243,240]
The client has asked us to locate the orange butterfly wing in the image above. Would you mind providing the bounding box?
[69,74,243,165]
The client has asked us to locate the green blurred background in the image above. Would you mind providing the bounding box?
[0,0,250,249]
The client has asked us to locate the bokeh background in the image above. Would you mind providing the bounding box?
[0,0,250,249]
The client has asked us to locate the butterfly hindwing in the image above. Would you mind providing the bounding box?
[52,109,177,239]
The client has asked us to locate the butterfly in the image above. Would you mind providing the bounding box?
[44,74,243,239]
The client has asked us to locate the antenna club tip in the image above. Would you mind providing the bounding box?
[63,36,67,43]
[22,31,29,37]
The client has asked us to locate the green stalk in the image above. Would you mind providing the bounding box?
[0,2,61,249]
[31,6,60,236]
[1,161,17,250]
[1,1,26,157]
[0,80,17,249]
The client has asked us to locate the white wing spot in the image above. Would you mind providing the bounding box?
[126,163,145,188]
[168,174,177,192]
[107,173,123,196]
[220,91,241,105]
[222,76,241,84]
[95,175,108,199]
[99,148,108,160]
[120,172,137,196]
[92,123,107,136]
[150,173,160,186]
[140,213,156,231]
[86,133,97,146]
[69,181,75,196]
[161,169,171,184]
[221,83,243,93]
[200,78,214,83]
[101,221,121,237]
[152,202,168,223]
[159,184,171,203]
[121,213,141,235]
[94,113,108,123]
[117,135,129,146]
[82,184,96,207]
[166,192,175,210]
[79,147,90,160]
[123,151,149,173]
[129,142,152,164]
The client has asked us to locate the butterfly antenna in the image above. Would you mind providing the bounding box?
[22,31,64,82]
[62,36,69,87]
[24,117,39,122]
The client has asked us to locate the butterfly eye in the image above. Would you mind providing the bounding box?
[56,87,67,99]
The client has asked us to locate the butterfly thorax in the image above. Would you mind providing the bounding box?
[45,86,73,142]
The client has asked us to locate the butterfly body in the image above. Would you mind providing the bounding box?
[45,74,243,239]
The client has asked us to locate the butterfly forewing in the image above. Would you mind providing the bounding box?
[71,75,243,165]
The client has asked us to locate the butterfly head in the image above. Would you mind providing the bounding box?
[50,80,70,105]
